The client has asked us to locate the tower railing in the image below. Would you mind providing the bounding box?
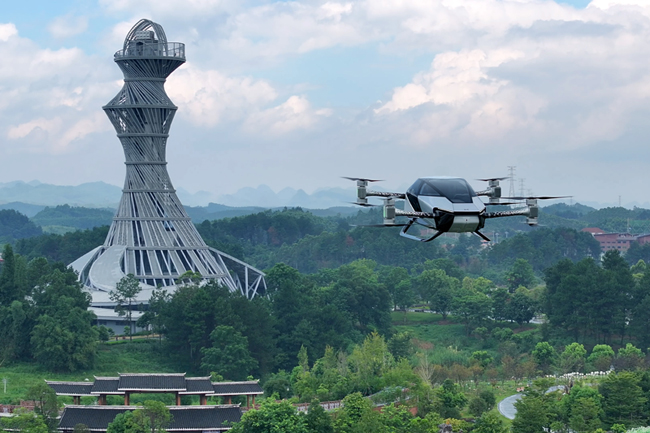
[114,42,185,60]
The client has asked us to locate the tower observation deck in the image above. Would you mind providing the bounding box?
[70,20,265,302]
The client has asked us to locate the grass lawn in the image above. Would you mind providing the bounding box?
[0,340,176,404]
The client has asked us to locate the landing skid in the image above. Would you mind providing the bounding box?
[399,218,444,242]
[473,231,491,242]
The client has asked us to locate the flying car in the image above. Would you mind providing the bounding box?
[344,176,567,242]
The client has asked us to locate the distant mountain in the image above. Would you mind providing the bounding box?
[0,181,121,207]
[215,185,356,208]
[31,205,115,231]
[0,202,45,218]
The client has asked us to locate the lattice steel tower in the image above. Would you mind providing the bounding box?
[71,19,266,301]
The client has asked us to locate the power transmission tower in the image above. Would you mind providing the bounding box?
[507,166,516,197]
[519,178,525,197]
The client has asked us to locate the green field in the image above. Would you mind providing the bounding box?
[0,340,175,405]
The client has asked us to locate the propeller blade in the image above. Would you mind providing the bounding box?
[501,195,572,200]
[352,224,408,228]
[484,201,522,206]
[477,177,509,182]
[349,202,380,207]
[342,176,384,182]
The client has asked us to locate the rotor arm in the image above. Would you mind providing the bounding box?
[395,209,436,219]
[484,207,530,218]
[484,198,539,226]
[366,190,406,199]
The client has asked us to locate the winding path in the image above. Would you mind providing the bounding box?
[498,385,563,420]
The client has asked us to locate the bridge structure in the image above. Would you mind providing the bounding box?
[70,19,266,307]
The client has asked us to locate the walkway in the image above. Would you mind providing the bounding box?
[498,385,563,420]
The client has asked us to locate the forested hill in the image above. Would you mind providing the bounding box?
[30,205,114,232]
[11,206,600,285]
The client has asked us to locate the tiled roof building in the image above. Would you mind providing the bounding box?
[46,374,263,406]
[58,405,241,433]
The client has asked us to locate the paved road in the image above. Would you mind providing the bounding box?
[498,393,522,419]
[498,385,563,420]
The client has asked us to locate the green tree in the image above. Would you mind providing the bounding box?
[380,266,410,310]
[588,345,615,372]
[434,379,467,419]
[507,291,536,325]
[451,290,491,335]
[97,325,110,343]
[532,342,557,375]
[506,259,535,292]
[417,269,456,319]
[132,400,172,433]
[474,411,508,433]
[615,343,645,371]
[599,371,647,428]
[304,399,333,433]
[0,408,49,433]
[0,244,16,306]
[26,382,60,432]
[110,274,142,341]
[200,325,258,380]
[333,392,382,433]
[559,343,587,374]
[512,379,559,433]
[387,331,414,360]
[230,398,308,433]
[106,411,141,433]
[348,333,394,395]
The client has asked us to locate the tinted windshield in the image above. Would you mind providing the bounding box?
[421,178,476,203]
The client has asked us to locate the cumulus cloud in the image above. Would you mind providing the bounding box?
[48,14,88,39]
[0,24,116,154]
[166,64,278,126]
[246,95,332,134]
[0,23,17,42]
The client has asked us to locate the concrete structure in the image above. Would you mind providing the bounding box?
[69,19,266,311]
[90,307,145,335]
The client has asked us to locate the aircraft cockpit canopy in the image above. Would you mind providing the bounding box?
[408,178,477,204]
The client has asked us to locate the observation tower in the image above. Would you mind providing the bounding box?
[71,20,265,303]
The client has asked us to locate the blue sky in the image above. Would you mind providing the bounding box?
[1,0,650,206]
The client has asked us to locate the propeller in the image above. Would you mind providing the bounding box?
[477,177,509,182]
[349,202,380,207]
[342,177,384,182]
[500,195,571,200]
[484,201,524,206]
[352,224,408,227]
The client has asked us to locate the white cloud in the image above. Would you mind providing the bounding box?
[48,15,88,39]
[0,23,17,42]
[246,95,332,134]
[166,64,278,126]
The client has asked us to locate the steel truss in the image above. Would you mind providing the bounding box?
[70,19,266,300]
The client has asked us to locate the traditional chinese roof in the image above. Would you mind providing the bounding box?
[91,377,120,394]
[117,373,186,391]
[48,374,230,397]
[211,381,263,396]
[182,377,214,394]
[58,405,241,432]
[45,382,94,396]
